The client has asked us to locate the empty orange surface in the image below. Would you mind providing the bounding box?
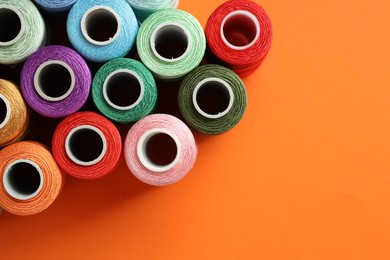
[1,0,390,259]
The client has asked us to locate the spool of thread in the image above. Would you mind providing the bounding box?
[178,64,247,135]
[0,79,29,147]
[52,111,122,179]
[137,9,206,80]
[205,0,273,77]
[126,0,179,23]
[92,58,158,124]
[67,0,138,63]
[20,45,91,118]
[34,0,77,13]
[0,0,46,64]
[124,114,197,186]
[0,141,64,216]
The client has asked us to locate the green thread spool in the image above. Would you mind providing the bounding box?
[137,9,206,80]
[178,64,248,135]
[0,0,45,64]
[92,58,158,124]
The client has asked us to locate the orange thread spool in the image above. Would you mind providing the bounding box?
[0,141,64,216]
[0,79,29,147]
[52,111,122,179]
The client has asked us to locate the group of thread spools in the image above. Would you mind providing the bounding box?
[0,0,272,216]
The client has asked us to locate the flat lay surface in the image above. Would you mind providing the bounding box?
[1,0,390,259]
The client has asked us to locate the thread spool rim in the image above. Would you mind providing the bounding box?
[137,128,181,172]
[220,10,261,51]
[3,159,44,201]
[65,125,107,166]
[102,69,145,111]
[81,5,121,46]
[33,60,76,102]
[192,77,235,119]
[150,22,192,63]
[0,94,11,129]
[0,5,25,47]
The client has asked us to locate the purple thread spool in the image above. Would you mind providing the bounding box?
[21,45,91,118]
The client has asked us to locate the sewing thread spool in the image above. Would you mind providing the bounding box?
[52,111,122,179]
[137,9,206,80]
[92,58,158,124]
[126,0,179,23]
[0,79,29,147]
[67,0,138,63]
[178,64,248,135]
[0,141,64,216]
[0,0,46,64]
[205,0,273,77]
[124,114,197,186]
[33,0,77,13]
[20,45,91,118]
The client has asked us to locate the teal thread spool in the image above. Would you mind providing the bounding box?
[137,9,206,80]
[178,64,248,135]
[0,0,45,64]
[92,58,158,124]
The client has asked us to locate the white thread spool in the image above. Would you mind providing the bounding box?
[137,128,181,172]
[0,94,11,129]
[150,22,192,62]
[33,60,76,102]
[192,77,234,119]
[3,159,44,201]
[220,10,260,50]
[0,5,25,46]
[103,69,145,111]
[65,125,107,166]
[81,5,121,46]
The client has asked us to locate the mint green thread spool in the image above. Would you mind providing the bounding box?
[127,0,179,23]
[92,58,158,124]
[137,9,206,81]
[0,0,45,64]
[178,64,248,135]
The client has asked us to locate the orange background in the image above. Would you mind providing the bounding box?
[1,0,390,259]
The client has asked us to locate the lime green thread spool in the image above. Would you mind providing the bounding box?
[0,0,45,64]
[137,9,206,81]
[92,58,158,124]
[178,64,248,135]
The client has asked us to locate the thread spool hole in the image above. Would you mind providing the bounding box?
[0,96,7,127]
[0,7,23,46]
[137,130,181,172]
[152,23,190,62]
[193,78,234,119]
[221,10,260,50]
[66,126,107,166]
[34,61,75,101]
[82,6,120,45]
[103,70,144,110]
[3,160,43,200]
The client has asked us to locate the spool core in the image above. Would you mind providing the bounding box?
[193,77,234,119]
[34,60,75,102]
[3,159,43,201]
[0,6,25,46]
[137,129,181,172]
[151,22,191,62]
[65,125,107,166]
[81,6,121,46]
[103,69,145,111]
[220,10,260,50]
[0,94,11,129]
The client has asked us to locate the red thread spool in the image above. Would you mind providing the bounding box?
[205,0,272,77]
[52,111,122,179]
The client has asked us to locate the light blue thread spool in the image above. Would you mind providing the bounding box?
[67,0,138,63]
[34,0,77,13]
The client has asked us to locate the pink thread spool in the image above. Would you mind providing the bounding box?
[124,114,197,186]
